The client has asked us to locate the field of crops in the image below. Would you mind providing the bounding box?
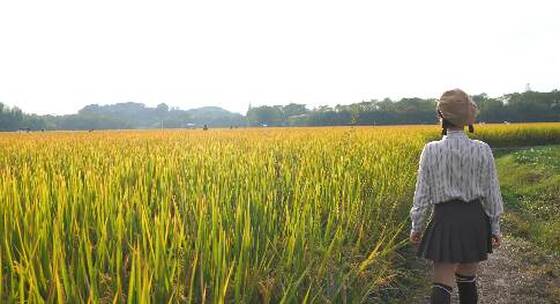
[1,123,560,303]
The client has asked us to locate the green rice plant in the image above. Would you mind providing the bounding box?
[0,123,559,303]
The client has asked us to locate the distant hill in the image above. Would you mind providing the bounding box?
[41,103,246,130]
[184,106,245,128]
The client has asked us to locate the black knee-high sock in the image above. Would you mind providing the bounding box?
[455,273,478,304]
[431,282,452,304]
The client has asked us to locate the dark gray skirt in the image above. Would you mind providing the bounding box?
[416,198,493,263]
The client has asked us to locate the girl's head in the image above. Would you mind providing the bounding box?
[436,89,478,135]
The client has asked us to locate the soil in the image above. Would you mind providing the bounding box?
[405,235,560,303]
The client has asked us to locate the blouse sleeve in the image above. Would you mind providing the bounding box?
[482,144,504,236]
[410,144,434,234]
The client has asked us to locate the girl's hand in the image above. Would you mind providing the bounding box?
[410,231,422,246]
[491,234,502,248]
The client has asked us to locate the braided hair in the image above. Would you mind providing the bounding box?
[437,109,474,135]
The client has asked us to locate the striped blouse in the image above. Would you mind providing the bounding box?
[409,129,504,236]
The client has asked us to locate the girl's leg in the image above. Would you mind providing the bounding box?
[433,262,458,286]
[455,262,479,304]
[456,262,478,275]
[431,262,458,304]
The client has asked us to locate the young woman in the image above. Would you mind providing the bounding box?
[409,89,504,304]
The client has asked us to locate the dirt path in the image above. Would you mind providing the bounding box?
[405,235,560,303]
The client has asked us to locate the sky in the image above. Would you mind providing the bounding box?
[1,0,559,116]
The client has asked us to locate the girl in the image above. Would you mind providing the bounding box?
[409,89,504,304]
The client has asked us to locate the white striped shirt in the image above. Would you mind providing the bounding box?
[410,129,504,236]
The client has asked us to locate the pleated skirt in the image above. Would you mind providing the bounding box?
[416,198,493,263]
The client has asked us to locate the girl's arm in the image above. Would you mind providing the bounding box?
[410,144,434,234]
[482,144,504,236]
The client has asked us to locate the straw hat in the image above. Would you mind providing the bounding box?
[437,89,478,127]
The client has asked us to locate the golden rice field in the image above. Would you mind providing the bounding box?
[1,123,560,303]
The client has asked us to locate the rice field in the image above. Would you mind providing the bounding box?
[1,123,560,303]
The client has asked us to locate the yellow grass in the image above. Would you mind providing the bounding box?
[1,123,559,303]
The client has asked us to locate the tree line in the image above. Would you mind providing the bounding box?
[1,89,559,131]
[0,103,46,131]
[0,102,245,131]
[247,90,560,126]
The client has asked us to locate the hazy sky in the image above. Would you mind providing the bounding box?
[1,0,559,115]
